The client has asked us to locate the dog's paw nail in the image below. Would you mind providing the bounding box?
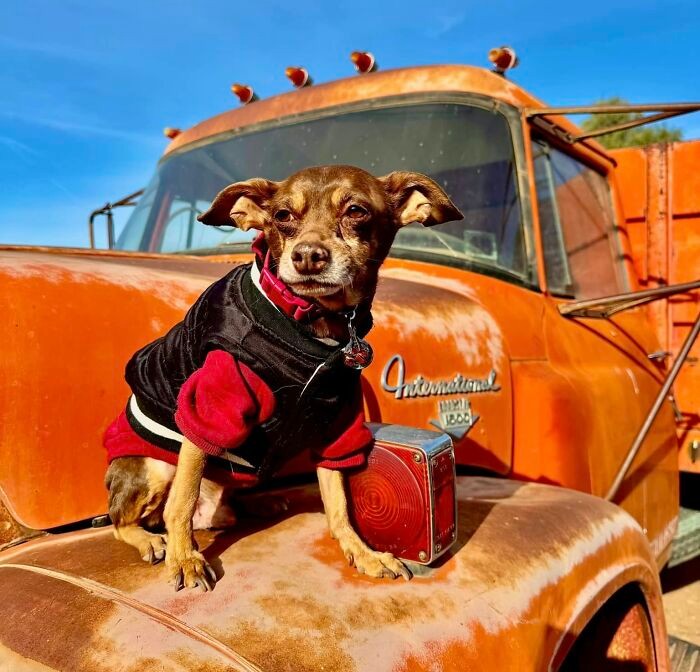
[346,553,354,567]
[174,573,184,592]
[205,564,217,584]
[382,568,396,580]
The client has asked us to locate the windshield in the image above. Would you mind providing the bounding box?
[118,102,528,282]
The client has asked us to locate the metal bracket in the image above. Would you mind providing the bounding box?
[88,189,144,249]
[526,102,700,146]
[605,309,700,501]
[559,280,700,319]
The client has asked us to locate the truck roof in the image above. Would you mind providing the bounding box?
[163,64,610,163]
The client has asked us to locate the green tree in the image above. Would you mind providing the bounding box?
[581,97,683,149]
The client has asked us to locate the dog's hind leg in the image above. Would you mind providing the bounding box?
[114,524,168,564]
[105,456,175,564]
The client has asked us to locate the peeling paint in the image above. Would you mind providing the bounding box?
[0,254,210,311]
[0,478,654,672]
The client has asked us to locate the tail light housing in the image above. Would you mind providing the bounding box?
[346,423,457,564]
[163,127,181,139]
[285,66,310,88]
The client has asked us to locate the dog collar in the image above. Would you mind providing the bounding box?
[250,234,374,368]
[251,234,323,323]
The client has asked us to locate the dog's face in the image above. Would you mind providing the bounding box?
[199,165,462,311]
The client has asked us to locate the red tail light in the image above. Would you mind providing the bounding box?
[230,83,256,105]
[350,51,376,74]
[346,425,457,564]
[488,46,519,75]
[285,66,310,88]
[163,127,181,139]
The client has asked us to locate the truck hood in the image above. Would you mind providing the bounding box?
[0,478,660,672]
[0,248,513,531]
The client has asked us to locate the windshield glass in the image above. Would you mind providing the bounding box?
[118,102,527,282]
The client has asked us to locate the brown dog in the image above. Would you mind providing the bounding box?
[105,165,462,590]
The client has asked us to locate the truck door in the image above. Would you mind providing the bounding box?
[528,138,678,557]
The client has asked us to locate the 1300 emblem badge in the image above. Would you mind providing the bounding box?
[430,398,479,440]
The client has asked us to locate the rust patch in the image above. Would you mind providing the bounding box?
[0,567,115,671]
[257,593,341,633]
[0,497,30,547]
[216,620,356,672]
[345,591,457,628]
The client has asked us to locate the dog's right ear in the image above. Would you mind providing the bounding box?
[197,179,279,230]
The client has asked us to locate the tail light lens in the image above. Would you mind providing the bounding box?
[163,127,181,139]
[346,429,456,564]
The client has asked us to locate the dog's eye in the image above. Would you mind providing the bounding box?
[274,209,293,222]
[346,205,368,220]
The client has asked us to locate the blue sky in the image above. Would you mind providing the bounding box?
[1,0,699,248]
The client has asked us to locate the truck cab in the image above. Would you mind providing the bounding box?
[118,64,681,558]
[1,63,695,670]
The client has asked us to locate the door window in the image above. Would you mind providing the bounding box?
[532,140,626,298]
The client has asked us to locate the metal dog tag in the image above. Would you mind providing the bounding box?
[342,310,373,370]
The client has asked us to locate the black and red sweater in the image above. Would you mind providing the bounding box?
[104,262,373,484]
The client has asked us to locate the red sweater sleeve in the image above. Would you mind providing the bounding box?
[174,350,276,456]
[313,384,373,470]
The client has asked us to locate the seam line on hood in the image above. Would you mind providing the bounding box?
[0,563,263,672]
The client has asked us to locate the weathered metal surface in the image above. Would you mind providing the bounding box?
[0,245,680,564]
[0,478,669,671]
[0,249,514,530]
[613,141,700,474]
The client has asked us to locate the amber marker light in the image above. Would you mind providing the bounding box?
[285,66,310,88]
[488,46,519,76]
[350,51,376,74]
[231,83,257,105]
[163,127,181,139]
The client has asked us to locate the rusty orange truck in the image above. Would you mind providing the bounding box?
[1,59,698,670]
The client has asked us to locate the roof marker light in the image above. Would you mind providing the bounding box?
[163,127,182,139]
[350,51,376,74]
[231,83,257,105]
[285,66,311,88]
[488,46,519,76]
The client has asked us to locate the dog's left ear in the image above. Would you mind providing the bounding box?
[197,178,279,230]
[379,172,463,227]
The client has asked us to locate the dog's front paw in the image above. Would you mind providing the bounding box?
[339,536,411,580]
[353,549,412,581]
[166,550,217,592]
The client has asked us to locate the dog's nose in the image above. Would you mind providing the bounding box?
[291,242,330,275]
